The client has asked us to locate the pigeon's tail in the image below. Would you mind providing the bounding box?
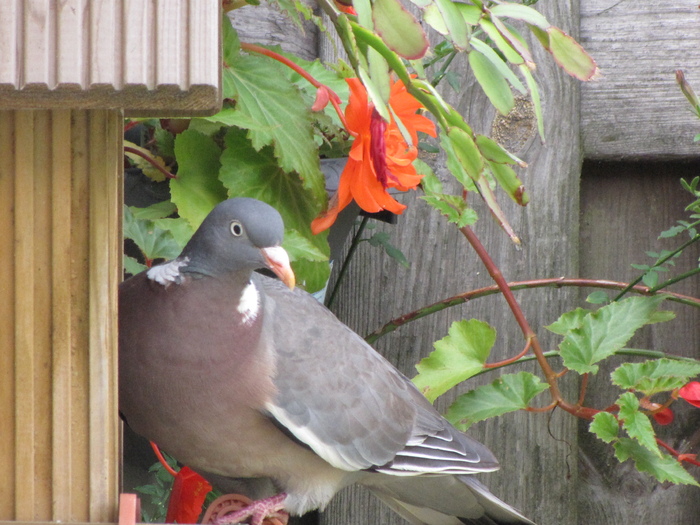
[364,474,535,525]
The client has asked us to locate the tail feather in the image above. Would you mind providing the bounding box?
[362,474,535,525]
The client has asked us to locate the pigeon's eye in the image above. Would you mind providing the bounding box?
[230,221,244,237]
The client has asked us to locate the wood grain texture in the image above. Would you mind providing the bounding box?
[0,110,122,522]
[320,2,582,524]
[579,161,700,524]
[228,3,319,62]
[580,0,700,159]
[0,0,220,115]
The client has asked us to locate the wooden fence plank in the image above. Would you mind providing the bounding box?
[322,2,582,523]
[580,0,700,159]
[579,162,700,524]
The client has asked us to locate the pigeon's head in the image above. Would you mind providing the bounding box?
[181,198,295,288]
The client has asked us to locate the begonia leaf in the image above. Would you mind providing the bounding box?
[559,296,673,374]
[170,130,227,230]
[614,438,699,486]
[413,319,495,402]
[612,359,700,396]
[617,392,660,456]
[590,411,619,444]
[446,372,549,430]
[223,53,325,201]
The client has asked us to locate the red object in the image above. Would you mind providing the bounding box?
[679,381,700,408]
[165,466,213,524]
[652,407,674,425]
[311,77,436,234]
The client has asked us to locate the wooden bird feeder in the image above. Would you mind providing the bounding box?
[0,1,220,523]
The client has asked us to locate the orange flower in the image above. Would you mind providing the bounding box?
[311,77,436,234]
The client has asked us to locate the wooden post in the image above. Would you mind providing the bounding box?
[0,110,121,522]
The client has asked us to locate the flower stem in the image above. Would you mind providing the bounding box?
[150,441,178,477]
[458,226,564,406]
[240,42,351,132]
[365,277,700,343]
[124,146,176,179]
[613,231,700,301]
[326,216,370,308]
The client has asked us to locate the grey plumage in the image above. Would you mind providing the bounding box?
[119,197,535,525]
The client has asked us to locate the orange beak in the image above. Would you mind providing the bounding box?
[261,246,296,290]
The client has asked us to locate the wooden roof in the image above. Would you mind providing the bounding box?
[0,0,220,116]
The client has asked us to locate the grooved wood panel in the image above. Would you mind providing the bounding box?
[0,110,122,522]
[580,0,700,159]
[0,0,220,115]
[321,1,582,523]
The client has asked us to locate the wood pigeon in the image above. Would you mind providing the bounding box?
[119,198,535,525]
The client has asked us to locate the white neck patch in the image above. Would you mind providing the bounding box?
[237,281,260,325]
[146,257,190,286]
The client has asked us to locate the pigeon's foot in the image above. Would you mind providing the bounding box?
[201,493,289,525]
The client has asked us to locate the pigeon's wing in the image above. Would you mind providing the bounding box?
[258,275,499,475]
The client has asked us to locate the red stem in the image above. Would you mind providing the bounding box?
[150,441,179,477]
[458,226,608,420]
[657,438,700,467]
[124,146,176,179]
[484,339,532,369]
[240,42,353,133]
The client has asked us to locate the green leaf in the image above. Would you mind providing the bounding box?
[128,201,177,220]
[422,194,478,227]
[487,161,529,206]
[475,134,525,166]
[469,39,527,94]
[372,0,429,59]
[545,307,589,335]
[358,66,391,121]
[124,255,147,276]
[543,27,600,81]
[611,358,700,396]
[518,65,545,142]
[468,49,515,115]
[223,53,325,201]
[283,229,329,262]
[642,270,659,289]
[221,16,241,68]
[123,206,183,262]
[440,131,476,191]
[368,47,391,103]
[446,127,484,181]
[446,371,549,429]
[219,128,330,292]
[170,130,227,229]
[478,19,523,65]
[559,296,672,374]
[414,159,441,193]
[433,0,469,49]
[489,2,550,30]
[617,392,660,456]
[455,3,482,26]
[413,319,495,402]
[586,291,609,304]
[151,217,195,251]
[366,232,410,268]
[614,438,699,486]
[590,411,619,443]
